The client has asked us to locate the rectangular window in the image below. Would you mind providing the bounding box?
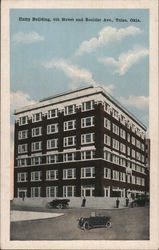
[32,113,42,123]
[132,175,136,184]
[81,167,95,178]
[63,152,76,162]
[46,170,58,180]
[104,151,111,161]
[17,172,27,182]
[63,186,76,197]
[104,134,111,146]
[136,165,141,172]
[112,124,119,135]
[120,158,126,167]
[64,105,76,115]
[19,116,28,126]
[127,147,130,156]
[46,155,58,164]
[18,130,28,140]
[132,136,136,145]
[18,144,28,153]
[104,102,111,114]
[141,155,145,163]
[132,124,136,133]
[136,140,141,149]
[48,109,58,119]
[82,100,94,111]
[81,116,95,128]
[112,154,119,165]
[64,120,76,131]
[136,176,141,185]
[63,168,76,179]
[47,124,58,134]
[120,172,126,182]
[112,139,119,150]
[112,109,119,120]
[81,150,95,160]
[18,158,27,166]
[132,163,136,170]
[32,127,42,137]
[127,174,131,183]
[136,152,141,161]
[112,170,119,180]
[120,115,126,125]
[104,118,111,130]
[104,168,111,179]
[141,178,145,186]
[47,139,58,149]
[31,141,42,151]
[120,143,126,153]
[31,171,42,181]
[141,143,145,151]
[31,187,41,197]
[31,157,42,165]
[46,186,58,197]
[63,136,76,147]
[120,129,126,139]
[127,121,131,129]
[81,133,95,144]
[132,149,136,158]
[104,187,110,197]
[127,133,130,142]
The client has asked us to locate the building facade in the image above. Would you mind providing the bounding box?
[14,86,147,199]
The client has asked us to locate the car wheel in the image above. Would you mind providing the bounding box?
[57,204,63,209]
[106,221,112,228]
[47,203,50,208]
[83,221,90,230]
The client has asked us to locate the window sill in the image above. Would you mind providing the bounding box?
[81,177,95,179]
[30,180,42,182]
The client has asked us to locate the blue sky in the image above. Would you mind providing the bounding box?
[10,9,149,131]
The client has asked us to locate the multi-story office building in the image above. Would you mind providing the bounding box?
[14,85,147,199]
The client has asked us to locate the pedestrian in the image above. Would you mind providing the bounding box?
[116,197,120,208]
[81,197,86,207]
[126,197,129,207]
[22,192,25,201]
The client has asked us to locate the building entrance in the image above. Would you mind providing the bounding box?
[18,188,27,198]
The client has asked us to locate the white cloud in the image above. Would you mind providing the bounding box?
[42,58,95,85]
[119,95,149,110]
[98,46,149,75]
[42,58,115,94]
[10,90,36,113]
[76,26,142,56]
[12,31,44,44]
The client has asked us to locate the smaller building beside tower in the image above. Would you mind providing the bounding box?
[13,85,148,202]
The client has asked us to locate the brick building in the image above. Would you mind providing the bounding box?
[14,85,148,199]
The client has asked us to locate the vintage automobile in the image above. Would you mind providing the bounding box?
[77,212,112,230]
[130,195,149,207]
[48,199,70,209]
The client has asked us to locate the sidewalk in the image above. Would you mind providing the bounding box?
[10,210,64,222]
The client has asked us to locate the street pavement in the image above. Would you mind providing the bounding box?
[10,206,149,240]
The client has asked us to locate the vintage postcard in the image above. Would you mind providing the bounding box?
[1,0,159,249]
